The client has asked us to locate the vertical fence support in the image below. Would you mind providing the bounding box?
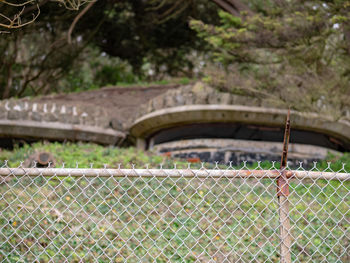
[277,109,292,263]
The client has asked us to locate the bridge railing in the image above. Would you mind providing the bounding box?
[0,162,349,262]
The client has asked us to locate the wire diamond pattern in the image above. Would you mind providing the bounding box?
[0,162,349,262]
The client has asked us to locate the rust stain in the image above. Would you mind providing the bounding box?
[187,157,201,163]
[161,152,172,157]
[277,109,291,197]
[329,136,343,146]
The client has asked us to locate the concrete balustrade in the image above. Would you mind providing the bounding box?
[0,99,125,145]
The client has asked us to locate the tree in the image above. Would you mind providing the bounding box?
[190,0,350,118]
[0,0,223,99]
[78,0,220,77]
[0,0,95,32]
[0,1,103,98]
[0,0,40,32]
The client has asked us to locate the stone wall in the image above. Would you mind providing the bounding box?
[135,82,350,122]
[135,82,267,120]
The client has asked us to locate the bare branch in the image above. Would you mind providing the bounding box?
[0,0,94,32]
[67,0,96,44]
[156,0,189,24]
[54,0,95,11]
[0,0,35,7]
[211,0,254,16]
[0,4,40,29]
[0,12,15,23]
[226,0,253,15]
[211,0,240,16]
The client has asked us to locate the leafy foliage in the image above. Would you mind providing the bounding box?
[58,47,138,93]
[0,0,219,98]
[190,1,350,118]
[77,0,221,80]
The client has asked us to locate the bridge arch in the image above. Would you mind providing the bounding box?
[130,104,350,164]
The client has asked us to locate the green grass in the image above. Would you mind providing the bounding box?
[0,142,176,169]
[1,141,350,170]
[0,142,349,262]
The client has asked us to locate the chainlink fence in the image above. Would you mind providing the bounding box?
[0,162,349,262]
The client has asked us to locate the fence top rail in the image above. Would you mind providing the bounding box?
[0,168,349,181]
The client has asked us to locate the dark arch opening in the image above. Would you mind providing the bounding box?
[149,123,350,152]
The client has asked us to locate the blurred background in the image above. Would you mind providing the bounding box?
[1,0,350,167]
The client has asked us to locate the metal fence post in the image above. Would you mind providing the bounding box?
[277,109,292,263]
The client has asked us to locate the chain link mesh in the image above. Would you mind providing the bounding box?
[0,162,349,262]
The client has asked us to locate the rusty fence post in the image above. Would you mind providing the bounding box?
[277,109,292,263]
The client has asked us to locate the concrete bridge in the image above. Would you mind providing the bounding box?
[0,99,125,146]
[1,82,349,164]
[129,82,350,164]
